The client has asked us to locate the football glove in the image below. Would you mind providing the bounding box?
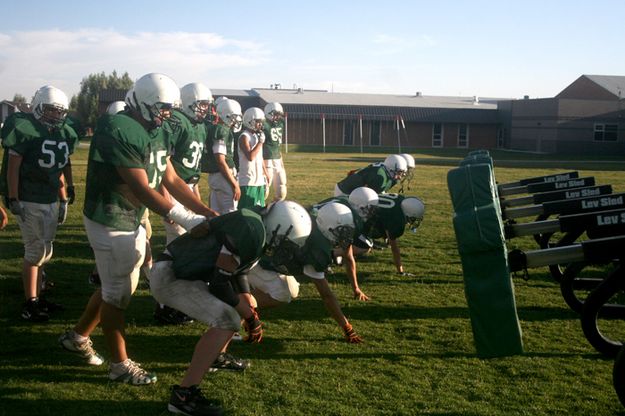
[243,308,263,343]
[66,185,76,205]
[257,131,265,143]
[58,200,69,224]
[343,323,363,344]
[8,198,25,221]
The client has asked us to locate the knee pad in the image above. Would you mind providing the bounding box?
[24,239,52,266]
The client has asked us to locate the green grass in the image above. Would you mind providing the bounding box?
[1,147,625,415]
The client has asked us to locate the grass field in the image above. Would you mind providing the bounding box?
[1,147,625,415]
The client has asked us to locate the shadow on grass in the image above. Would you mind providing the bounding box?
[0,397,168,416]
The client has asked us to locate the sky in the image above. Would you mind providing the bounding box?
[1,0,624,102]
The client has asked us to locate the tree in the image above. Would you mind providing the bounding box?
[70,70,134,128]
[12,94,27,105]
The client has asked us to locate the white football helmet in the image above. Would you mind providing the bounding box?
[243,107,265,132]
[399,153,415,170]
[31,85,69,129]
[180,82,213,121]
[132,73,180,125]
[383,154,408,179]
[348,187,379,220]
[263,200,312,250]
[401,196,425,232]
[316,202,355,248]
[214,96,228,107]
[106,101,126,115]
[264,102,284,125]
[216,98,242,131]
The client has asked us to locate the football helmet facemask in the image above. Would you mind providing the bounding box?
[31,85,69,129]
[401,196,425,232]
[180,82,213,122]
[316,202,355,249]
[132,73,180,127]
[243,107,265,132]
[216,99,243,131]
[264,102,284,125]
[348,187,379,220]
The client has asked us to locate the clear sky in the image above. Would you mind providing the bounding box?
[1,0,624,102]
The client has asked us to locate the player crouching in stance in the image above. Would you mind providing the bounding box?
[149,200,311,415]
[58,73,217,385]
[249,201,364,343]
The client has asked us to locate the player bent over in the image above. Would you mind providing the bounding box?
[149,201,311,415]
[249,201,363,343]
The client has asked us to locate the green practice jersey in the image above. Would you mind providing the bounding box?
[336,162,393,195]
[168,109,206,183]
[167,208,266,281]
[83,112,168,231]
[262,119,284,160]
[202,123,235,173]
[0,113,78,203]
[365,193,406,240]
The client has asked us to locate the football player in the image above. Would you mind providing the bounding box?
[203,98,242,214]
[58,73,218,386]
[149,200,311,415]
[262,102,288,202]
[237,107,269,209]
[364,193,425,276]
[249,201,364,343]
[397,153,416,193]
[0,85,78,321]
[152,82,214,325]
[312,187,379,301]
[334,154,408,197]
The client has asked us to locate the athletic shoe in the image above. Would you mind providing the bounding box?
[21,298,49,322]
[231,332,243,342]
[39,296,65,313]
[208,352,250,373]
[88,271,101,286]
[109,359,157,385]
[168,385,223,416]
[58,330,104,366]
[154,304,194,325]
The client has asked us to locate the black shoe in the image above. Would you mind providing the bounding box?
[208,352,250,372]
[21,298,49,322]
[39,296,65,313]
[154,304,194,325]
[168,385,223,416]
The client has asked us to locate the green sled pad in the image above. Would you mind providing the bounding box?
[459,249,524,357]
[448,164,498,213]
[453,203,505,255]
[459,155,493,167]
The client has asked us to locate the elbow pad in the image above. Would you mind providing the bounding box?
[208,268,240,307]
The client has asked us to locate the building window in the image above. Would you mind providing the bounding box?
[343,120,355,145]
[432,123,443,147]
[497,127,505,148]
[370,121,381,146]
[458,124,469,148]
[594,123,618,141]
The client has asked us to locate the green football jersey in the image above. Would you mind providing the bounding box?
[168,109,206,183]
[262,119,284,160]
[167,208,266,281]
[0,113,78,203]
[83,112,169,231]
[365,193,406,240]
[202,123,235,173]
[336,162,393,195]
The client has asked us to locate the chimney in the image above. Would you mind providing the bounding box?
[473,95,479,104]
[415,91,422,97]
[523,95,530,100]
